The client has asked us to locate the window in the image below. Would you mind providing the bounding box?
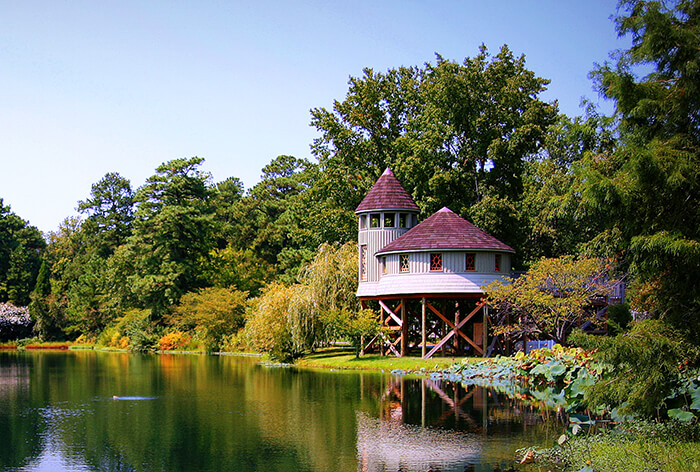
[370,213,380,228]
[360,245,368,281]
[384,213,395,228]
[359,215,367,230]
[399,213,407,228]
[465,253,476,271]
[495,254,501,272]
[430,253,443,271]
[381,256,387,275]
[400,254,410,273]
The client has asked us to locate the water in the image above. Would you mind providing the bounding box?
[0,351,561,472]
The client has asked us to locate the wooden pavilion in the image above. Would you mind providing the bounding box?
[356,168,515,358]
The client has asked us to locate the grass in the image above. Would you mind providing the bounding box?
[295,346,478,372]
[561,435,700,471]
[538,420,700,472]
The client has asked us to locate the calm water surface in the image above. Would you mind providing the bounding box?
[0,351,559,472]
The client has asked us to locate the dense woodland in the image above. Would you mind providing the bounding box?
[1,0,698,391]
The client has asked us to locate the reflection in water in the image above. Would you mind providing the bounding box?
[0,352,558,472]
[357,411,481,472]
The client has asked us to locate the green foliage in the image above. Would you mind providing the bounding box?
[77,172,134,256]
[243,282,306,362]
[226,155,319,279]
[123,157,216,318]
[310,45,557,251]
[322,308,383,358]
[0,199,45,306]
[242,242,361,361]
[556,420,700,472]
[453,345,597,411]
[607,303,632,333]
[486,256,617,345]
[97,309,158,352]
[203,246,274,297]
[168,286,248,351]
[581,0,700,341]
[570,319,699,417]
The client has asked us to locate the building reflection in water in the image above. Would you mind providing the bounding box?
[357,376,544,472]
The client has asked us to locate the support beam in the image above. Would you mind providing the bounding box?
[378,300,402,326]
[483,304,489,358]
[424,301,487,358]
[401,298,408,356]
[421,298,426,358]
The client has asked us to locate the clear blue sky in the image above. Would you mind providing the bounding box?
[1,0,627,234]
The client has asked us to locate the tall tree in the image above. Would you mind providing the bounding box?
[228,155,318,280]
[580,0,700,340]
[77,172,134,256]
[310,46,558,254]
[0,199,45,306]
[122,157,216,318]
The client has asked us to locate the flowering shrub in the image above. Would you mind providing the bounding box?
[0,303,34,341]
[159,331,191,351]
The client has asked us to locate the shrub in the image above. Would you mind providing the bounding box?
[158,331,191,351]
[0,303,33,341]
[570,320,699,418]
[97,309,158,352]
[168,286,248,352]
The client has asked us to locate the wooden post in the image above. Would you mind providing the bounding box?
[454,300,460,354]
[400,298,408,356]
[421,297,427,358]
[483,304,488,357]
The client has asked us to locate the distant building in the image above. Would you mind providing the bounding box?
[356,168,514,358]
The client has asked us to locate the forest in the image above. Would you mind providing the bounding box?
[0,0,698,411]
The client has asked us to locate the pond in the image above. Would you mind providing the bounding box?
[0,351,562,472]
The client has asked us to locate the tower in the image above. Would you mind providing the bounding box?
[355,168,420,298]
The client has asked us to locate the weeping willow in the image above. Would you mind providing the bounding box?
[244,242,360,360]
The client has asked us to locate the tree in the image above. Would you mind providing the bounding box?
[310,46,558,253]
[242,242,363,361]
[571,319,697,417]
[228,155,319,280]
[123,157,216,318]
[485,256,617,345]
[168,286,248,351]
[77,172,134,256]
[519,109,617,264]
[0,199,45,306]
[580,0,700,341]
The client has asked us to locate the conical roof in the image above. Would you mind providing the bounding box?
[376,207,514,254]
[355,168,419,213]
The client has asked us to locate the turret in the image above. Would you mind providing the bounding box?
[355,168,419,296]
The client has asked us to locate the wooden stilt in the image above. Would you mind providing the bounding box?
[454,300,461,354]
[400,298,407,356]
[483,304,489,357]
[421,297,426,358]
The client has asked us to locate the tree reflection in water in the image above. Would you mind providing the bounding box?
[1,352,559,472]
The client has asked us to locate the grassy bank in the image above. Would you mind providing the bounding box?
[540,421,700,472]
[295,347,476,372]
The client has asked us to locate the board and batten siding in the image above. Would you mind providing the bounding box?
[358,228,408,283]
[383,251,511,275]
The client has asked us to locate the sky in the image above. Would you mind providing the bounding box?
[1,0,629,234]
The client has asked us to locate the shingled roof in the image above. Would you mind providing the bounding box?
[355,168,420,213]
[376,207,515,254]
